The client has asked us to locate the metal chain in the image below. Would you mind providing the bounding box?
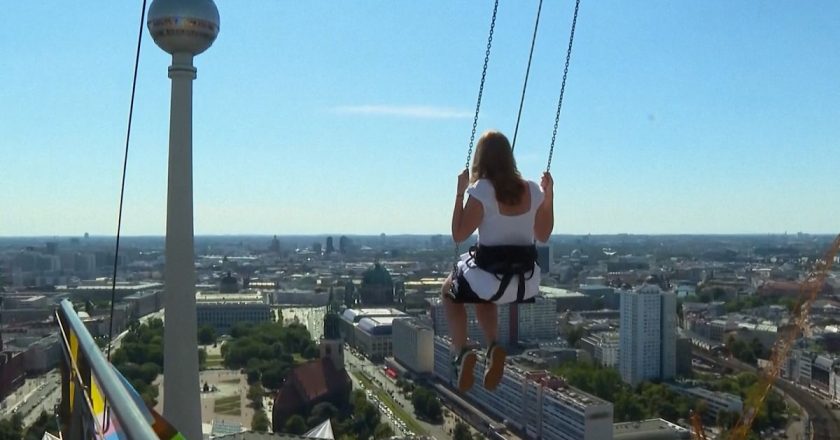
[464,0,499,170]
[103,0,147,430]
[457,0,499,259]
[546,0,581,172]
[511,0,543,152]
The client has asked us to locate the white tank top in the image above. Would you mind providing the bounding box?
[466,178,544,246]
[457,178,545,303]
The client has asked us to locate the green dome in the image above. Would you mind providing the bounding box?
[362,263,393,287]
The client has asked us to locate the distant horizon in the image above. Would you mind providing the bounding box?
[1,232,838,240]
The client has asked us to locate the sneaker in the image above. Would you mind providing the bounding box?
[483,342,506,390]
[453,349,477,392]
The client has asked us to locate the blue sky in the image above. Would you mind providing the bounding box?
[2,1,839,236]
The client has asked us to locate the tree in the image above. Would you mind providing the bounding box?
[374,423,394,439]
[453,422,472,440]
[0,413,23,440]
[717,410,739,429]
[565,326,585,347]
[245,367,261,384]
[261,363,290,390]
[198,325,216,345]
[198,348,207,370]
[247,384,264,409]
[749,338,766,360]
[410,386,442,423]
[303,342,320,359]
[24,410,59,440]
[308,402,339,427]
[252,411,270,433]
[284,415,307,435]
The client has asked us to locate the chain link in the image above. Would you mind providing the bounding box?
[465,0,499,170]
[547,0,581,172]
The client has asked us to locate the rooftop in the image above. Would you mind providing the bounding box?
[613,418,691,440]
[539,286,585,298]
[357,316,399,335]
[340,307,405,322]
[473,349,609,409]
[64,282,162,291]
[393,317,432,331]
[195,291,265,304]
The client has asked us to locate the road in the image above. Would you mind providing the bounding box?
[345,347,435,438]
[0,370,60,426]
[344,347,490,439]
[0,309,166,428]
[694,349,840,440]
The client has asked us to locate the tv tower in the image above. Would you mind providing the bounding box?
[147,0,219,438]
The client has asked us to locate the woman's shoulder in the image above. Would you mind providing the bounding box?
[467,179,496,203]
[469,178,495,192]
[526,179,545,202]
[524,179,540,191]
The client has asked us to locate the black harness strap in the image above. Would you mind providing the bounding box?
[469,244,537,303]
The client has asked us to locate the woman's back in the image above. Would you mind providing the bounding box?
[466,178,544,246]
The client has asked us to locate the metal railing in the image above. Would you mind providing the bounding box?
[55,299,158,440]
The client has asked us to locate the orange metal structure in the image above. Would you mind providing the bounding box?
[723,234,840,440]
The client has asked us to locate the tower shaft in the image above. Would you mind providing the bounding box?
[162,52,202,439]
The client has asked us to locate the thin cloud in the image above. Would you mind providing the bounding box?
[332,105,472,119]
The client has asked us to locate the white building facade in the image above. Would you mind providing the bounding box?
[619,282,677,386]
[517,296,558,341]
[433,336,613,440]
[392,318,434,375]
[430,299,514,347]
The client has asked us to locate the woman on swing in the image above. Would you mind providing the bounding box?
[444,130,554,392]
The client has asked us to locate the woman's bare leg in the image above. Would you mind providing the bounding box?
[441,275,467,353]
[474,302,498,345]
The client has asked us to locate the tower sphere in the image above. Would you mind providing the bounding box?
[147,0,219,55]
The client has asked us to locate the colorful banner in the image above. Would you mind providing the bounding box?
[59,316,185,440]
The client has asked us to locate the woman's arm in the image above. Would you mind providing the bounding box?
[451,170,483,243]
[534,172,554,243]
[452,196,483,243]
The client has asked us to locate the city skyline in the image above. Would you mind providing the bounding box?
[4,2,840,236]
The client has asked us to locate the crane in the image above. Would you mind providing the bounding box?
[724,234,840,440]
[690,411,710,440]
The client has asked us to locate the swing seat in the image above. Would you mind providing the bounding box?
[449,244,539,304]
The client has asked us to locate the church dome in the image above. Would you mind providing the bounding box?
[362,263,393,287]
[220,271,239,293]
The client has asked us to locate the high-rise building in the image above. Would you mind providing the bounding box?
[392,318,434,375]
[325,236,335,254]
[517,296,557,341]
[618,277,677,386]
[430,297,557,346]
[537,244,553,273]
[429,299,516,348]
[269,235,281,253]
[433,336,614,440]
[339,235,350,254]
